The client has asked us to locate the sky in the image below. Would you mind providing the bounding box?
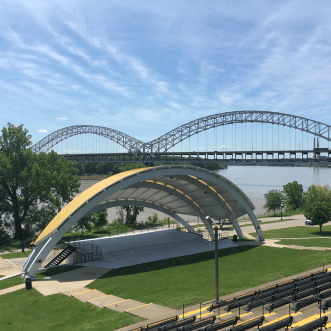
[1,0,331,151]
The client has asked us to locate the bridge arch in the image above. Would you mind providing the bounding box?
[23,165,263,279]
[31,125,145,154]
[146,111,331,153]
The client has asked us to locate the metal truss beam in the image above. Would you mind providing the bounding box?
[146,110,331,153]
[31,125,145,154]
[31,111,331,155]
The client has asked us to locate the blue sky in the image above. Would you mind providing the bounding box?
[1,0,331,151]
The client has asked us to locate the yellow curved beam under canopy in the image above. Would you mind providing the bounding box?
[34,168,146,245]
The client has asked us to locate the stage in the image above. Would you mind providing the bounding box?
[71,229,238,269]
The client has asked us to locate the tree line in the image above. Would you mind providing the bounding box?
[264,181,331,232]
[76,160,226,176]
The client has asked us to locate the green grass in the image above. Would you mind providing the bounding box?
[0,289,144,331]
[0,266,82,290]
[87,246,331,309]
[277,238,331,248]
[0,275,23,290]
[239,218,293,228]
[1,250,32,259]
[251,225,331,239]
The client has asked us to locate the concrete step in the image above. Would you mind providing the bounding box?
[62,287,87,296]
[72,289,105,302]
[87,294,124,308]
[104,299,144,312]
[125,303,177,319]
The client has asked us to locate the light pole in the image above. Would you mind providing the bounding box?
[214,226,219,302]
[281,203,283,220]
[206,215,219,302]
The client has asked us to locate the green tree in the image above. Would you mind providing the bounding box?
[92,209,108,231]
[0,123,80,251]
[263,189,286,216]
[74,214,93,236]
[303,185,331,232]
[283,181,304,210]
[121,206,144,225]
[148,213,158,224]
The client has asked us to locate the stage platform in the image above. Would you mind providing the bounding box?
[72,229,238,269]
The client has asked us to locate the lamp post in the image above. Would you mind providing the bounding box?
[281,203,283,220]
[214,226,219,302]
[206,215,219,302]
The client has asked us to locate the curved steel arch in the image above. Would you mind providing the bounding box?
[146,110,331,153]
[31,125,145,154]
[22,165,262,279]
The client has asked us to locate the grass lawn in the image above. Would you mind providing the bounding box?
[240,218,293,227]
[250,225,331,239]
[88,246,331,309]
[0,266,82,290]
[1,250,32,259]
[0,289,144,331]
[277,238,331,248]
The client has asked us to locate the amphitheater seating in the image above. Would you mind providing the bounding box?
[319,289,331,299]
[228,316,265,331]
[292,316,328,331]
[211,271,331,314]
[291,296,320,312]
[295,288,318,301]
[265,297,295,312]
[318,282,331,292]
[157,316,197,331]
[320,299,331,312]
[131,316,178,331]
[257,316,293,331]
[178,316,216,331]
[258,285,277,295]
[197,316,240,331]
[207,300,229,311]
[225,298,254,311]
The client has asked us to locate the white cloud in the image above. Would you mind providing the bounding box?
[56,117,68,120]
[38,129,48,133]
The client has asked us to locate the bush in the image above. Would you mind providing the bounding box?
[148,213,158,224]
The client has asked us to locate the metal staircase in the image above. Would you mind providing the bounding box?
[42,242,103,268]
[44,244,77,268]
[72,242,102,264]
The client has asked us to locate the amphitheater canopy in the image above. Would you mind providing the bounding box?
[24,165,263,279]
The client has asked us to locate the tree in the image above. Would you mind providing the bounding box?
[263,189,286,216]
[303,185,331,232]
[92,209,108,231]
[0,123,80,250]
[74,214,93,236]
[121,206,144,225]
[283,181,304,210]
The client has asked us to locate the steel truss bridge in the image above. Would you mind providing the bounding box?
[31,110,331,164]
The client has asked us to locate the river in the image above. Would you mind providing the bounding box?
[217,165,331,216]
[79,166,331,222]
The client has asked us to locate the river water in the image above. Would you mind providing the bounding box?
[217,166,331,216]
[79,166,331,222]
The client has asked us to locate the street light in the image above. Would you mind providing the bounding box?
[281,203,283,220]
[206,215,219,302]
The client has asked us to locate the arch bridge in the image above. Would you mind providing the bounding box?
[31,111,331,159]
